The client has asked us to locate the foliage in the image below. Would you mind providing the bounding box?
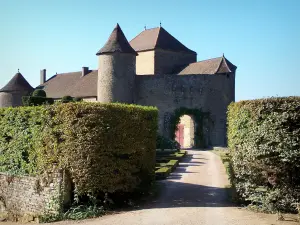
[63,204,104,220]
[211,148,239,203]
[22,96,54,106]
[155,167,171,179]
[32,89,47,98]
[169,107,211,148]
[61,96,74,103]
[156,135,180,150]
[40,204,104,223]
[73,97,83,102]
[0,102,158,201]
[227,97,300,212]
[55,103,158,196]
[0,106,50,175]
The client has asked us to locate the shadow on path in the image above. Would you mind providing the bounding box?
[137,150,234,210]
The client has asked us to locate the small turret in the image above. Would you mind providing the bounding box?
[96,23,137,103]
[0,70,34,107]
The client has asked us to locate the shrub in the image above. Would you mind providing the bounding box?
[32,89,47,97]
[156,135,180,150]
[227,97,300,212]
[55,103,158,196]
[22,96,54,106]
[61,96,74,103]
[73,97,82,102]
[0,102,158,201]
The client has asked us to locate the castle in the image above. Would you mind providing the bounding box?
[0,24,237,147]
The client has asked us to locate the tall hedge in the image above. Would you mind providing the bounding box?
[0,102,158,198]
[227,97,300,212]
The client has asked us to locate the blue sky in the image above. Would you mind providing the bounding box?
[0,0,299,101]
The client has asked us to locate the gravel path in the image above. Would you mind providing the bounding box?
[5,150,298,225]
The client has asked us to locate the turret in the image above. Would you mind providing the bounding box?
[96,23,137,103]
[0,70,34,107]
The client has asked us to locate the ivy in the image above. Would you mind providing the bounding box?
[169,107,211,148]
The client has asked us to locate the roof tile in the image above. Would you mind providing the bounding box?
[130,27,196,54]
[0,72,34,93]
[96,24,137,55]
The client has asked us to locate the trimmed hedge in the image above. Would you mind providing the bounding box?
[155,167,171,179]
[32,89,47,97]
[156,135,180,150]
[22,96,54,106]
[55,103,158,195]
[61,96,74,103]
[0,102,158,199]
[228,97,300,212]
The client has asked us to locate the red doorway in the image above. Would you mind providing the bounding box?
[175,124,184,147]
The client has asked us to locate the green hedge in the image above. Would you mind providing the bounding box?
[156,135,180,150]
[22,96,54,106]
[0,102,158,198]
[227,97,300,212]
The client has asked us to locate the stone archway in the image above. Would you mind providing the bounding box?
[169,107,211,148]
[175,115,195,148]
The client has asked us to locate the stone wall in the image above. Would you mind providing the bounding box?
[0,90,32,108]
[135,73,235,147]
[0,170,72,222]
[83,97,97,102]
[154,49,197,74]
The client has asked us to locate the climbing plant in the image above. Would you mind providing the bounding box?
[169,107,211,148]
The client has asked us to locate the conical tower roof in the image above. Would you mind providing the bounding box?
[0,71,34,93]
[96,24,137,55]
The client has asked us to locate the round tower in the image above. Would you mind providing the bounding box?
[96,24,137,104]
[0,70,34,107]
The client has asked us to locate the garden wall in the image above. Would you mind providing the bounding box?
[227,97,300,212]
[0,170,71,222]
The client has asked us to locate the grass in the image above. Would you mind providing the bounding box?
[155,167,172,179]
[211,147,239,204]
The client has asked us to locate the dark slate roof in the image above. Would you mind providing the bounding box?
[37,70,97,98]
[178,55,237,75]
[130,27,196,54]
[96,24,137,56]
[0,72,34,93]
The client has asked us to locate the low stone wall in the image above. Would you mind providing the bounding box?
[0,170,72,222]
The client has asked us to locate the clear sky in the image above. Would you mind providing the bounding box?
[0,0,299,101]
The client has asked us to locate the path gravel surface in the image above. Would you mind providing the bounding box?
[5,150,297,225]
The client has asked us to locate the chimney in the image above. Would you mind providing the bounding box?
[40,69,46,84]
[82,67,89,76]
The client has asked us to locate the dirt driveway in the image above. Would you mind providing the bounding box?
[5,150,298,225]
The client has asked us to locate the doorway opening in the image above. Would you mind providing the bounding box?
[175,115,195,149]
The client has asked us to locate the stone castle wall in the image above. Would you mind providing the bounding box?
[0,170,72,222]
[135,73,235,147]
[154,49,197,74]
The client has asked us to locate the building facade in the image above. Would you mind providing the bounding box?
[1,24,237,147]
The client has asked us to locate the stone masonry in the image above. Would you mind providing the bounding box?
[0,170,72,222]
